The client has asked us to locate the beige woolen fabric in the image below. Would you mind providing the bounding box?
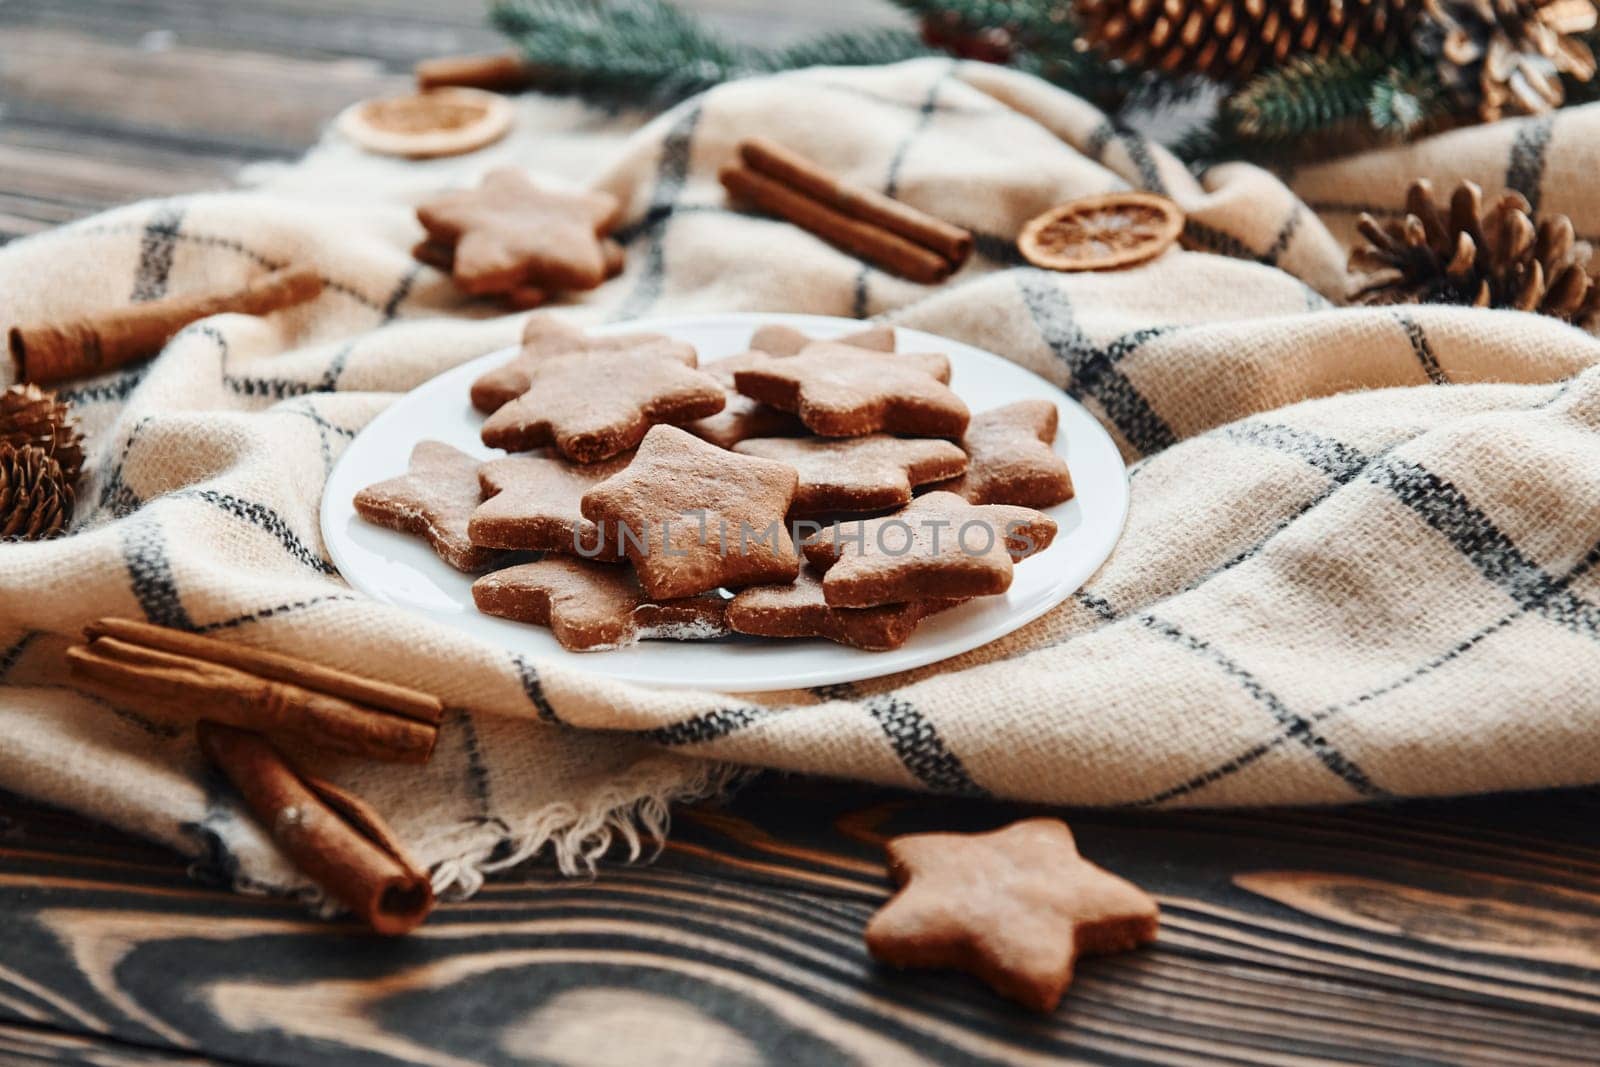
[3,59,1599,899]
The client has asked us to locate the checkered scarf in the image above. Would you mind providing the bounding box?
[3,59,1598,900]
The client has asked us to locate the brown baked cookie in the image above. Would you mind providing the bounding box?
[939,400,1074,508]
[480,345,725,463]
[748,323,895,357]
[727,567,960,651]
[580,425,800,599]
[469,451,632,561]
[353,440,502,572]
[734,434,968,515]
[472,557,727,651]
[416,168,620,294]
[734,341,969,438]
[803,491,1057,608]
[865,818,1159,1012]
[414,238,549,310]
[685,325,898,449]
[471,316,693,415]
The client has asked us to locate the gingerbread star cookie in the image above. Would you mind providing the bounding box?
[684,324,894,449]
[735,434,968,515]
[413,237,550,311]
[469,451,632,561]
[941,400,1074,508]
[748,323,896,358]
[803,491,1057,607]
[480,344,725,463]
[471,316,695,414]
[353,440,502,572]
[580,425,800,599]
[727,567,960,651]
[473,557,727,651]
[865,818,1159,1012]
[734,341,969,437]
[416,168,620,294]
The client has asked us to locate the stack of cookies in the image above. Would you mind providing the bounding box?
[413,168,625,310]
[354,317,1075,653]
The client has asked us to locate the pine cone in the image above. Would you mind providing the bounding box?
[0,383,84,483]
[1419,0,1599,121]
[0,443,75,541]
[1349,178,1600,326]
[1074,0,1418,81]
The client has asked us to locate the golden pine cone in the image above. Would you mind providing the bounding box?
[1421,0,1599,121]
[1349,178,1600,326]
[0,383,84,482]
[0,443,75,541]
[1074,0,1418,81]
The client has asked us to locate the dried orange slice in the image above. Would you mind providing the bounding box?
[1017,192,1185,272]
[337,87,513,159]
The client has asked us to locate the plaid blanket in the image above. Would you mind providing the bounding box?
[2,58,1598,900]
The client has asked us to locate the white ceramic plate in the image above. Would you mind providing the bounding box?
[321,313,1129,692]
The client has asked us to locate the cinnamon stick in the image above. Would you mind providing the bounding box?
[720,165,955,285]
[67,632,438,764]
[85,618,443,725]
[10,267,324,386]
[197,722,434,935]
[415,52,537,94]
[740,137,973,265]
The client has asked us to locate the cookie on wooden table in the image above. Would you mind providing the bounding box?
[580,425,800,599]
[480,343,724,463]
[469,451,632,561]
[735,434,967,515]
[802,491,1056,608]
[938,399,1074,508]
[416,168,620,295]
[353,440,502,572]
[727,567,960,651]
[734,341,968,438]
[471,315,691,415]
[866,818,1159,1012]
[472,557,727,651]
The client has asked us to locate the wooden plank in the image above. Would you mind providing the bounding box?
[1,781,1597,1065]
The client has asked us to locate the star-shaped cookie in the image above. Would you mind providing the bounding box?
[472,557,727,651]
[416,168,620,294]
[580,425,800,599]
[480,344,725,463]
[734,434,968,515]
[865,818,1159,1012]
[803,491,1057,607]
[684,324,894,449]
[748,323,896,358]
[469,451,632,561]
[940,400,1074,508]
[353,440,502,572]
[471,316,689,415]
[727,567,960,650]
[734,341,969,437]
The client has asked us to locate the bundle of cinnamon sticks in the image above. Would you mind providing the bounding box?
[68,618,440,934]
[720,137,973,284]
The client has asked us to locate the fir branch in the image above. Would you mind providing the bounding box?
[490,0,756,103]
[773,27,938,72]
[1227,51,1394,141]
[490,0,934,105]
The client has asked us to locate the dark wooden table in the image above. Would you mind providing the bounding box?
[3,3,1599,1064]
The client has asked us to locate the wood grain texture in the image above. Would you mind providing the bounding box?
[2,0,1599,1063]
[3,781,1600,1065]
